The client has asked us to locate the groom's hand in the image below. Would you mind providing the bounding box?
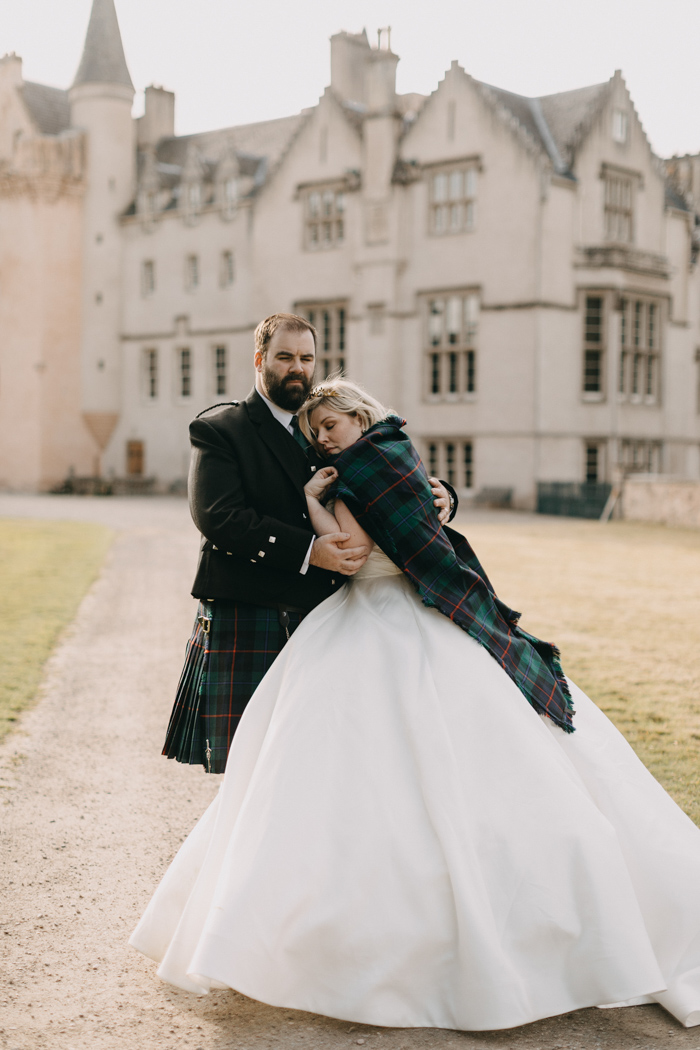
[309,533,369,576]
[429,477,453,526]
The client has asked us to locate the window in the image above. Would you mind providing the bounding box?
[618,297,661,404]
[187,182,201,209]
[426,439,474,490]
[429,165,477,235]
[141,259,155,297]
[185,254,199,291]
[604,174,633,243]
[619,439,662,474]
[582,295,605,398]
[425,292,478,399]
[368,303,385,336]
[612,109,629,144]
[144,348,158,399]
[584,442,605,483]
[126,440,144,477]
[214,345,226,396]
[220,251,234,287]
[305,187,345,250]
[179,348,192,398]
[303,304,346,378]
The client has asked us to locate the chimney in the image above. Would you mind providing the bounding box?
[330,30,371,107]
[0,53,23,86]
[137,85,175,147]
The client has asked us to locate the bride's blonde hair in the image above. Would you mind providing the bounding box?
[298,377,390,446]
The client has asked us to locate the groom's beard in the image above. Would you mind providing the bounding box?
[262,363,313,411]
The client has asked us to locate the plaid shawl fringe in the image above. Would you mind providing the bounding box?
[333,416,575,733]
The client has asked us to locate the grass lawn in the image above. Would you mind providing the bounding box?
[456,514,700,826]
[0,519,113,743]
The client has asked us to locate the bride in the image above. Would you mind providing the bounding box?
[131,379,700,1032]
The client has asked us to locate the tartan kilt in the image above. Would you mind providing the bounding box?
[162,599,305,774]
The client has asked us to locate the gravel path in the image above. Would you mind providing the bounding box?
[1,495,698,1050]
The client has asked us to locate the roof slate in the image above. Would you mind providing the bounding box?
[73,0,134,89]
[154,113,307,175]
[21,82,71,135]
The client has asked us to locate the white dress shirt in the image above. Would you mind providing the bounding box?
[257,386,314,575]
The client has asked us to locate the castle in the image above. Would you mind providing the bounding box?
[1,0,699,506]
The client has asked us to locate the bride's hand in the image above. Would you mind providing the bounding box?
[304,466,338,500]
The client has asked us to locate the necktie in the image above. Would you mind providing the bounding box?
[290,415,308,449]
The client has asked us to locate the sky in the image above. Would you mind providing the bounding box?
[2,0,699,158]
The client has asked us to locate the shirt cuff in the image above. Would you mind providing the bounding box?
[300,536,314,575]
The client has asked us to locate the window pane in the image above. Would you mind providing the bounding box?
[446,297,461,343]
[584,297,603,344]
[466,350,476,393]
[338,308,346,352]
[308,192,320,217]
[464,200,475,228]
[335,192,345,213]
[634,301,642,347]
[449,352,458,393]
[445,443,455,486]
[429,300,444,346]
[322,191,334,216]
[450,203,461,230]
[646,354,655,397]
[323,311,331,352]
[584,349,602,392]
[464,294,479,343]
[430,353,440,394]
[632,352,641,394]
[465,169,477,197]
[648,303,656,349]
[428,443,438,476]
[620,299,627,346]
[618,350,627,394]
[433,173,448,202]
[463,442,473,488]
[180,348,191,397]
[449,170,463,200]
[585,445,599,483]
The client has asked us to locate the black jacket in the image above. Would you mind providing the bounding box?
[188,389,458,611]
[189,389,344,610]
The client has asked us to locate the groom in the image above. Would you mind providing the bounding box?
[167,312,456,773]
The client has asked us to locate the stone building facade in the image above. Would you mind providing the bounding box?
[1,0,699,504]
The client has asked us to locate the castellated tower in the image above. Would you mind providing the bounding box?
[69,0,135,473]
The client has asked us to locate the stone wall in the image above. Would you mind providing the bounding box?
[622,477,700,528]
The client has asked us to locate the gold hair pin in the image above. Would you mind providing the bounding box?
[309,387,340,399]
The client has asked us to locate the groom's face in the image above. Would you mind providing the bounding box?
[255,328,316,412]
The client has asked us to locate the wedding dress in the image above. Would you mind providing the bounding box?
[131,547,700,1031]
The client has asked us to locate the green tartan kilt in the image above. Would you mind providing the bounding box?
[162,599,305,774]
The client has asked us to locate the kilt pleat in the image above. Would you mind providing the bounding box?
[162,605,210,766]
[162,599,305,774]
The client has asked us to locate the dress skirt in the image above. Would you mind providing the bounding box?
[131,554,700,1031]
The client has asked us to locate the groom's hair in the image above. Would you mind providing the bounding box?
[255,313,317,357]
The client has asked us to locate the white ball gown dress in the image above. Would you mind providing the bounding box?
[131,547,700,1031]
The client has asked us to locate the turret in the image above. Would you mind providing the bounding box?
[69,0,135,470]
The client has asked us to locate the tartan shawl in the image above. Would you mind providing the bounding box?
[332,415,575,733]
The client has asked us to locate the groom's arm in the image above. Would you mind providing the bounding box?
[189,416,312,573]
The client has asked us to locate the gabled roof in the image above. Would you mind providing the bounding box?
[73,0,133,90]
[20,82,71,135]
[477,79,611,175]
[154,113,307,174]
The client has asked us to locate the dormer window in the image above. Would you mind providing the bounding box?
[187,183,201,209]
[304,187,345,250]
[224,178,236,204]
[612,109,629,144]
[430,164,477,235]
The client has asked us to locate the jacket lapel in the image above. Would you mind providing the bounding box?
[245,389,309,494]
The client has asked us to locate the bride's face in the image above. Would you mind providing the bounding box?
[309,407,364,455]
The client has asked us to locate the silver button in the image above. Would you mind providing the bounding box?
[226,551,232,556]
[310,466,316,472]
[258,550,265,557]
[269,536,276,543]
[250,558,257,563]
[331,578,336,585]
